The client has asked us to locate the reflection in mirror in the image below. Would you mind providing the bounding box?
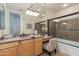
[35,21,47,36]
[0,4,5,29]
[40,22,47,35]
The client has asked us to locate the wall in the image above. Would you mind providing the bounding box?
[41,9,55,21]
[55,4,79,56]
[0,3,56,35]
[34,9,55,35]
[22,13,39,34]
[0,4,22,35]
[34,8,55,23]
[4,4,23,35]
[0,4,41,35]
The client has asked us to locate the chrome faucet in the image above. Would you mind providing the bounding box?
[0,30,4,40]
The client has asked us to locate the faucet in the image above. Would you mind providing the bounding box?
[0,30,4,40]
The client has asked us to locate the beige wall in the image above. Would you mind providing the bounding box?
[0,4,23,35]
[44,9,56,20]
[0,4,41,36]
[36,9,55,22]
[22,13,40,34]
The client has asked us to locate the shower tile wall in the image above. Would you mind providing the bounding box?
[56,17,79,42]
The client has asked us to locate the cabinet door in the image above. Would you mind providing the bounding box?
[0,46,18,56]
[34,38,43,55]
[21,42,33,56]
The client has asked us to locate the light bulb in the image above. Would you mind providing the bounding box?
[33,12,36,16]
[36,13,39,16]
[29,11,33,15]
[25,10,30,15]
[34,13,39,16]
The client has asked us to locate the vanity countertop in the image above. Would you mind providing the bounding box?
[0,35,42,44]
[43,36,53,39]
[0,37,31,44]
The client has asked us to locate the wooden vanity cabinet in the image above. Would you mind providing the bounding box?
[0,37,43,56]
[34,37,43,55]
[0,47,18,56]
[19,39,33,56]
[0,42,19,56]
[19,38,43,56]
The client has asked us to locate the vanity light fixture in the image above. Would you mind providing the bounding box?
[29,11,33,15]
[25,10,30,15]
[33,12,37,16]
[25,9,39,16]
[35,12,39,16]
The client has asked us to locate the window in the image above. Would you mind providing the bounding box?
[0,10,5,29]
[10,12,20,35]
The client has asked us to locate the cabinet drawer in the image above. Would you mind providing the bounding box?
[0,47,18,52]
[0,46,18,56]
[34,38,43,42]
[0,42,19,50]
[21,39,33,44]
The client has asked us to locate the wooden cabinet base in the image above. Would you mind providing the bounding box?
[34,38,43,56]
[19,40,33,56]
[0,46,18,56]
[20,44,33,56]
[0,37,43,56]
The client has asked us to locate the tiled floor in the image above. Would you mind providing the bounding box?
[41,50,67,56]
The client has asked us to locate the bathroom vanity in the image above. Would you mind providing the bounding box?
[0,36,43,56]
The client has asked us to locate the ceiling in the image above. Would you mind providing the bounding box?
[40,3,78,12]
[5,3,78,13]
